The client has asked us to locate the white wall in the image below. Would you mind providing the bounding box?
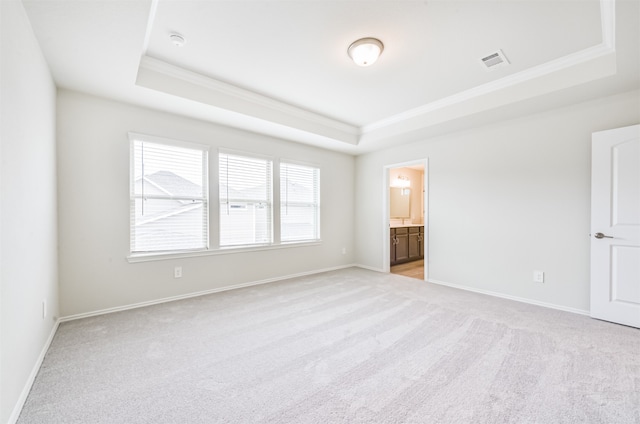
[356,90,640,312]
[0,1,59,422]
[57,90,355,317]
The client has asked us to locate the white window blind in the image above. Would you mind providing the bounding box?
[219,152,273,247]
[280,162,320,242]
[130,136,208,253]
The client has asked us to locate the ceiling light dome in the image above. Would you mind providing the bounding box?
[348,37,384,67]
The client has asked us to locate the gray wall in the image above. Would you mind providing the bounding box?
[1,1,59,422]
[56,90,355,317]
[355,90,640,312]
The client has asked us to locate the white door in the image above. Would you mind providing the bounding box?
[590,124,640,328]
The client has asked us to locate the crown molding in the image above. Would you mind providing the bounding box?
[600,0,615,49]
[361,44,615,135]
[137,55,359,143]
[362,0,616,136]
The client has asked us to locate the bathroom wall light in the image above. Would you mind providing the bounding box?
[348,37,384,67]
[393,176,410,188]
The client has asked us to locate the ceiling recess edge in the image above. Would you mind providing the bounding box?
[137,0,617,150]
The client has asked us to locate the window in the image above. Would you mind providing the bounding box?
[219,152,273,247]
[129,137,319,260]
[280,162,320,242]
[130,134,208,253]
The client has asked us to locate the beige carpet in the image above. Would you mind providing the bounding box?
[18,268,640,423]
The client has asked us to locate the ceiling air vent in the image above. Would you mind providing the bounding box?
[479,49,509,71]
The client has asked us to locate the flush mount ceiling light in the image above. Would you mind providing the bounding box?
[348,37,384,67]
[169,33,185,47]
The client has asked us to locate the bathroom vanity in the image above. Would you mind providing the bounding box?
[390,225,424,266]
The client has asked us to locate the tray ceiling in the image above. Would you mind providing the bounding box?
[22,0,640,154]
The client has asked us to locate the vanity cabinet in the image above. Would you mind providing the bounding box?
[391,226,423,266]
[391,227,409,264]
[408,227,421,261]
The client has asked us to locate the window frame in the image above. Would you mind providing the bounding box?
[127,139,323,263]
[128,132,210,256]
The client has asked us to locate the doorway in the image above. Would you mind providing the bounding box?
[383,159,428,281]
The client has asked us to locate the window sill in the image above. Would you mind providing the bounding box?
[127,241,322,263]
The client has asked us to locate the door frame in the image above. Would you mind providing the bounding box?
[382,158,429,279]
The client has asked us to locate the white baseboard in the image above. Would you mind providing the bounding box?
[355,263,385,273]
[353,266,588,316]
[8,319,60,424]
[60,264,357,322]
[428,278,590,316]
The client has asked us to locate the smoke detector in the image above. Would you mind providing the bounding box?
[169,33,185,47]
[479,49,509,71]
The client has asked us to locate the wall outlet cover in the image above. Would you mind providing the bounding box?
[533,270,544,283]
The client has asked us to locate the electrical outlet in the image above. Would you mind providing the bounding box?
[42,299,47,319]
[174,266,182,278]
[341,247,347,255]
[533,270,544,283]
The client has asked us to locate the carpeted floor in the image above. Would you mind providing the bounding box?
[18,268,640,423]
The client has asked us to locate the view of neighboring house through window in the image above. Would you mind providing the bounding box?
[219,152,273,247]
[130,134,209,253]
[280,162,320,242]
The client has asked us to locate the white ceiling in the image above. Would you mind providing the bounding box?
[22,0,640,155]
